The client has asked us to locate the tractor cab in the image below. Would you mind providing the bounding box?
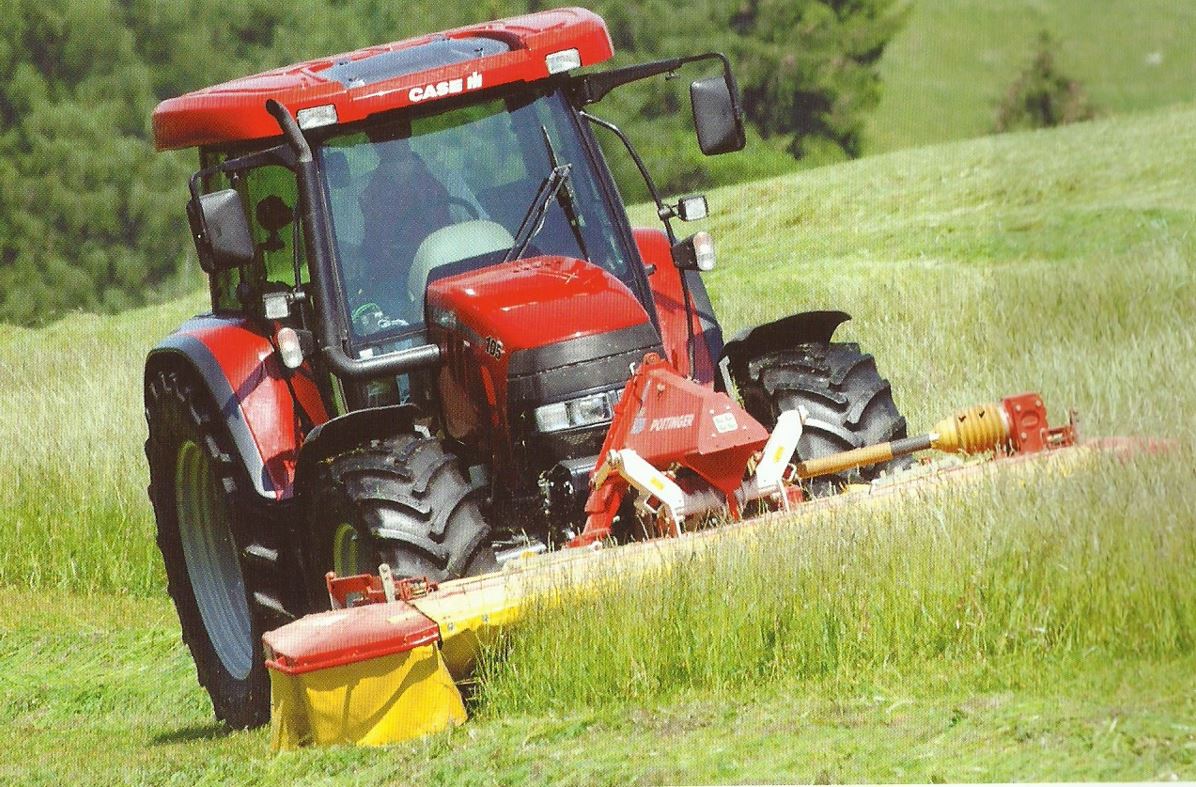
[320,84,645,351]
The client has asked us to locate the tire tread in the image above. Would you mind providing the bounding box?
[738,341,910,490]
[145,367,304,729]
[307,433,495,593]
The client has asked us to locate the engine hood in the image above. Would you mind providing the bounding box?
[425,256,652,351]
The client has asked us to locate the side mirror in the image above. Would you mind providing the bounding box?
[691,76,746,156]
[188,188,254,273]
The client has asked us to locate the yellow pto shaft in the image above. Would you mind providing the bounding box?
[797,402,1011,480]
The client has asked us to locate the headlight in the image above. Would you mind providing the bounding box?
[533,389,621,433]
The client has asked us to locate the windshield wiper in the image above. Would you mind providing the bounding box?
[504,162,569,263]
[541,126,591,263]
[503,126,591,264]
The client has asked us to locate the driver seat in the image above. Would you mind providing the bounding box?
[408,220,515,303]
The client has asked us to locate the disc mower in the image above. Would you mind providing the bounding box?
[142,7,1148,741]
[262,387,1151,749]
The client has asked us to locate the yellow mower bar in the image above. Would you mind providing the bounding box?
[263,427,1166,749]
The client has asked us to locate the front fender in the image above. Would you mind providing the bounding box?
[292,405,418,498]
[717,310,851,392]
[145,315,329,500]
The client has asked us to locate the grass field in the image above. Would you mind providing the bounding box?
[2,104,1195,782]
[867,0,1196,153]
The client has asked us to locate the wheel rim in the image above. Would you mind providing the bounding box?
[332,522,365,576]
[175,440,254,681]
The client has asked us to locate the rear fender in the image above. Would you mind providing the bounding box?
[634,228,722,383]
[717,310,851,392]
[145,316,330,500]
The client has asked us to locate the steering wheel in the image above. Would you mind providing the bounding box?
[447,196,480,221]
[351,301,409,335]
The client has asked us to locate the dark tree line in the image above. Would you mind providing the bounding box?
[0,0,904,324]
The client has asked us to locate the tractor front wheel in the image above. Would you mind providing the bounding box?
[735,341,911,492]
[305,434,497,607]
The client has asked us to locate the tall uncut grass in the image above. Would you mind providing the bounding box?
[480,453,1195,714]
[2,104,1194,612]
[0,294,204,594]
[489,106,1196,711]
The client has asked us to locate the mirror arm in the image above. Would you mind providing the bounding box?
[573,51,743,121]
[580,110,677,246]
[573,57,684,105]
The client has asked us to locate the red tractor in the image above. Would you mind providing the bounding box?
[145,8,908,728]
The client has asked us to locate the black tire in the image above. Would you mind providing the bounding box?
[305,433,497,606]
[735,342,911,491]
[145,368,304,729]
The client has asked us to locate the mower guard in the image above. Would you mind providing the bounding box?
[263,599,466,748]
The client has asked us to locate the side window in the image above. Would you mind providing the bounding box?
[209,255,241,314]
[197,154,307,312]
[242,165,306,290]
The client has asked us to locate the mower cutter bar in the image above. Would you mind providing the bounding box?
[262,393,1166,749]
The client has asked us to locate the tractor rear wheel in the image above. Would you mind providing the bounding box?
[305,434,496,606]
[735,342,911,492]
[145,369,304,729]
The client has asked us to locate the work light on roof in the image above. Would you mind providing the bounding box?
[296,105,339,130]
[545,48,582,74]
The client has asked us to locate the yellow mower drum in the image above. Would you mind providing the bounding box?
[263,601,466,749]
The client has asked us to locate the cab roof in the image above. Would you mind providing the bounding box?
[152,7,613,152]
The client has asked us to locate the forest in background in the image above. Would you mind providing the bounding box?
[0,0,904,324]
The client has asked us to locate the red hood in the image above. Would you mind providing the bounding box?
[425,256,651,350]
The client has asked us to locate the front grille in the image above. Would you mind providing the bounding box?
[525,423,607,466]
[507,323,662,409]
[504,321,661,497]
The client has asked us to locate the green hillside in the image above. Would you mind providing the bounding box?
[2,106,1195,782]
[867,0,1196,152]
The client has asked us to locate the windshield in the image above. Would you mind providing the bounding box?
[318,88,635,344]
